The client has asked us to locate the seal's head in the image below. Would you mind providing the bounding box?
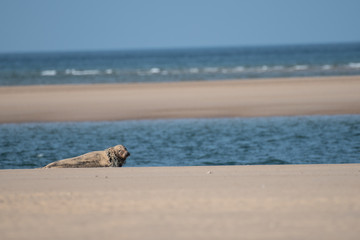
[106,145,130,167]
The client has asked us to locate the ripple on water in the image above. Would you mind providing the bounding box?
[0,115,359,169]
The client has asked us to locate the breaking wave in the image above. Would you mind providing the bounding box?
[1,43,360,86]
[65,69,100,76]
[41,70,57,76]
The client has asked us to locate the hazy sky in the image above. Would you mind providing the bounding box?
[1,0,360,53]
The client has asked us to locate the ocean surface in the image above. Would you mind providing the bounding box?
[1,115,359,169]
[1,43,360,86]
[1,43,360,169]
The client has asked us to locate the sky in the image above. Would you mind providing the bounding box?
[0,0,360,53]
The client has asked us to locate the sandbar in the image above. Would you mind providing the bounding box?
[0,75,359,123]
[1,164,359,240]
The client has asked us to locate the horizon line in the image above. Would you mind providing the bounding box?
[1,40,360,55]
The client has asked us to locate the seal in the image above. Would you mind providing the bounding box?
[43,145,130,168]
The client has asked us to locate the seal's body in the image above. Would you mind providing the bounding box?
[43,145,130,168]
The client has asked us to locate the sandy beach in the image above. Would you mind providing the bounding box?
[0,75,359,123]
[1,76,360,239]
[1,164,360,240]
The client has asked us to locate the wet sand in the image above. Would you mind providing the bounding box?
[0,75,359,123]
[1,164,360,240]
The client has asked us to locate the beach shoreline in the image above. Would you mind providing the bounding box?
[1,75,359,123]
[1,164,360,240]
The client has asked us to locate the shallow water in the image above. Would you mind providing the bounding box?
[1,115,359,169]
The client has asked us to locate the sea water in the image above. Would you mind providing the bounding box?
[1,115,359,169]
[1,43,360,169]
[1,43,360,86]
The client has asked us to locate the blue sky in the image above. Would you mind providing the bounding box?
[1,0,359,53]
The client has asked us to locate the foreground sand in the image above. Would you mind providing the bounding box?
[1,164,359,240]
[0,75,360,123]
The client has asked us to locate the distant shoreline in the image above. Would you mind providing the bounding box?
[1,41,359,55]
[1,75,360,123]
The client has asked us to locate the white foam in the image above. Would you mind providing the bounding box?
[149,68,160,74]
[105,69,113,74]
[293,65,308,70]
[65,69,100,76]
[189,68,199,74]
[233,66,245,72]
[322,65,332,70]
[253,66,269,72]
[348,62,360,69]
[260,65,269,71]
[41,70,56,76]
